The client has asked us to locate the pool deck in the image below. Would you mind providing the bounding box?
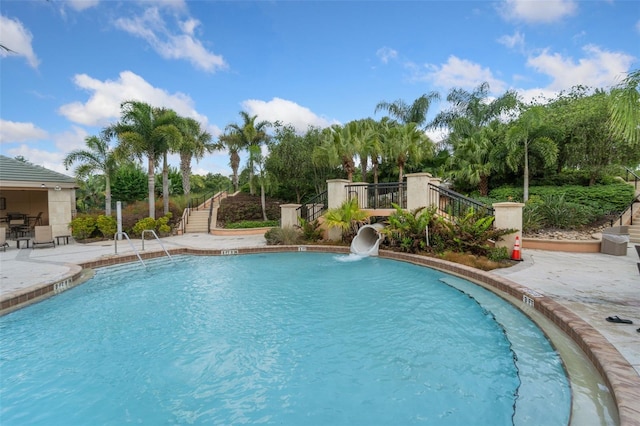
[1,234,639,423]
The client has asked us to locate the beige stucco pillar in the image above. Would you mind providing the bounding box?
[406,173,442,211]
[280,204,301,228]
[492,202,524,252]
[48,188,73,237]
[327,179,350,209]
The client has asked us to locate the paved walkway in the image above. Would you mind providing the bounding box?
[1,234,638,376]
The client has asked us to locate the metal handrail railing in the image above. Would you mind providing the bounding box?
[345,182,407,209]
[428,183,494,218]
[207,191,226,233]
[296,191,328,223]
[114,231,146,268]
[141,229,173,261]
[610,194,639,227]
[625,166,640,191]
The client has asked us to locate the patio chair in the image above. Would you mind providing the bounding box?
[33,225,55,249]
[0,227,8,251]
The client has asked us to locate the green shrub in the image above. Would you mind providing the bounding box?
[96,215,117,239]
[298,218,323,242]
[132,217,157,237]
[69,215,97,240]
[487,246,510,262]
[225,220,278,229]
[264,227,301,245]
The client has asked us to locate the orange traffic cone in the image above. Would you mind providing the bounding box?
[511,235,523,261]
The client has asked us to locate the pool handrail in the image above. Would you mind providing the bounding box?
[114,231,146,268]
[141,229,173,261]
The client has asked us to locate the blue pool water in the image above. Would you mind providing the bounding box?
[0,253,570,425]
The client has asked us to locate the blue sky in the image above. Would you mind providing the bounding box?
[1,0,638,178]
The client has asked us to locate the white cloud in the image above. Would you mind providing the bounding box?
[66,0,100,11]
[58,70,207,126]
[114,7,227,73]
[0,15,39,68]
[376,47,398,64]
[0,119,48,143]
[497,31,525,52]
[417,56,507,93]
[241,98,339,133]
[499,0,577,24]
[53,125,89,153]
[2,144,71,176]
[526,44,636,91]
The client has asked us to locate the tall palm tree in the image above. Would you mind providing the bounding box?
[504,106,558,202]
[434,82,518,192]
[218,132,243,192]
[314,124,357,181]
[105,101,181,219]
[375,92,440,127]
[385,122,433,184]
[155,107,182,215]
[63,133,118,216]
[176,117,218,196]
[225,111,271,195]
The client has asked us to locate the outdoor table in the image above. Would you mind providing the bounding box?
[55,235,71,245]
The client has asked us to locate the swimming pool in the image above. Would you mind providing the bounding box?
[0,252,571,425]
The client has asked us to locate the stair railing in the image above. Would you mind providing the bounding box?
[610,194,639,227]
[625,166,639,191]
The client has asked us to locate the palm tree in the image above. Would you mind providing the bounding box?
[155,107,183,215]
[105,101,182,219]
[385,122,433,184]
[225,112,271,195]
[447,121,503,196]
[433,82,518,193]
[63,133,118,216]
[314,124,357,181]
[609,68,639,147]
[218,132,243,192]
[503,106,558,202]
[176,117,218,196]
[375,92,440,127]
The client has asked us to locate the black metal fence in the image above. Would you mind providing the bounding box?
[345,182,407,209]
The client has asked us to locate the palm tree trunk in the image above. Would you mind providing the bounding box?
[260,182,267,221]
[180,152,191,196]
[162,153,169,215]
[147,156,156,219]
[360,156,367,182]
[479,174,489,196]
[105,175,112,216]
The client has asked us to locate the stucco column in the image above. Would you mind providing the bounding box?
[327,179,350,209]
[280,204,301,228]
[406,173,442,211]
[492,202,524,252]
[48,188,73,237]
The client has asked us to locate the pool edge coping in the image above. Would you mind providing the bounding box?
[1,244,638,425]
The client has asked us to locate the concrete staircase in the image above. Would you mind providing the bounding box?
[184,209,210,233]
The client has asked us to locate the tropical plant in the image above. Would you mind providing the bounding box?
[609,68,640,147]
[224,111,271,195]
[431,209,514,256]
[175,117,218,196]
[502,105,558,201]
[375,92,440,128]
[314,124,358,181]
[323,198,369,242]
[297,217,323,242]
[105,101,182,219]
[385,122,434,183]
[218,131,243,192]
[380,204,437,253]
[63,134,118,215]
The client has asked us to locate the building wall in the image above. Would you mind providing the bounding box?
[0,189,49,224]
[47,188,74,237]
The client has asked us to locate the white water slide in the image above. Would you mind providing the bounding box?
[350,224,385,256]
